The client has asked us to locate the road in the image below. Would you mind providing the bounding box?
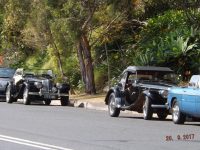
[0,102,200,150]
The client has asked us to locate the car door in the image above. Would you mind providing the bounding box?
[195,88,200,115]
[181,88,196,115]
[13,68,23,85]
[119,72,128,92]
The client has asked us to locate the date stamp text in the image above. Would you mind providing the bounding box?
[165,134,195,141]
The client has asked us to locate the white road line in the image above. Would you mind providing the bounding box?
[0,135,73,150]
[0,138,52,150]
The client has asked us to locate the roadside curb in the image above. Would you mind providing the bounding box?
[50,99,107,111]
[73,100,108,111]
[51,99,172,120]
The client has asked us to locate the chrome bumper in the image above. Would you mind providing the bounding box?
[28,92,69,97]
[151,104,168,109]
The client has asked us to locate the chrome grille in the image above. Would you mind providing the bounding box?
[42,79,53,92]
[42,80,49,92]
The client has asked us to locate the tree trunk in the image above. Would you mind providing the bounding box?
[77,41,86,85]
[77,34,96,94]
[54,44,64,77]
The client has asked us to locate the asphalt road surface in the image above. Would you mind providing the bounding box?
[0,102,200,150]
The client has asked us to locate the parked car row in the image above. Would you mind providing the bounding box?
[105,66,200,124]
[1,66,200,124]
[0,67,70,106]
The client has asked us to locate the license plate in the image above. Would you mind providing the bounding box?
[44,95,56,99]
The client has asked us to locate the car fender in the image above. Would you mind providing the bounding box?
[59,83,70,93]
[142,90,152,100]
[167,97,177,113]
[105,87,122,105]
[13,81,26,99]
[105,88,115,105]
[6,81,14,93]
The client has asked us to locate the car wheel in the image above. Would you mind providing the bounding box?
[143,96,153,120]
[157,112,168,120]
[172,100,185,124]
[60,96,69,106]
[108,93,120,117]
[44,99,51,105]
[6,85,14,103]
[23,87,31,105]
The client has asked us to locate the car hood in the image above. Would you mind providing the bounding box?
[25,77,50,82]
[169,86,199,95]
[0,77,12,89]
[139,82,177,90]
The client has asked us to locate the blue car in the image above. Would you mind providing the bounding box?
[167,75,200,124]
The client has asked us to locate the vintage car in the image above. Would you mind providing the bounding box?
[167,75,200,124]
[6,68,70,106]
[0,67,16,100]
[105,66,177,120]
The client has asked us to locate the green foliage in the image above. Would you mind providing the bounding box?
[77,80,85,92]
[62,55,81,88]
[135,9,200,78]
[25,51,48,68]
[94,65,107,91]
[2,0,31,47]
[0,1,200,92]
[0,13,3,51]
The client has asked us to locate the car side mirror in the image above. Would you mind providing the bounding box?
[118,83,122,87]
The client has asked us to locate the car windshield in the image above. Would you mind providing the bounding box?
[0,68,15,78]
[129,70,177,84]
[23,69,53,78]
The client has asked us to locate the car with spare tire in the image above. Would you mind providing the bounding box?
[105,66,177,120]
[6,68,70,106]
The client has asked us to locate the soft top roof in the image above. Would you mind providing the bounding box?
[123,66,173,73]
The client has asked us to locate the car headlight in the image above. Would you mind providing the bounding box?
[56,83,63,89]
[0,84,3,88]
[159,90,168,98]
[34,82,43,89]
[52,87,57,93]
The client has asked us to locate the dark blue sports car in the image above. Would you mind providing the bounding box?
[0,67,16,100]
[167,75,200,124]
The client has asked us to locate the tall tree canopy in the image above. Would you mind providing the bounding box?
[0,0,199,93]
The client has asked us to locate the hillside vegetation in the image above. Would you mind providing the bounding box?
[0,0,200,94]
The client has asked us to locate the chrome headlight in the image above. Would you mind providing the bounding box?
[0,84,3,88]
[34,82,43,89]
[159,90,169,98]
[56,83,63,89]
[52,87,57,93]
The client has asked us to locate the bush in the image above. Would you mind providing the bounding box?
[133,9,200,76]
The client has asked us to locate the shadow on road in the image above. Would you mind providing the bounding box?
[182,123,200,126]
[119,116,172,122]
[119,116,200,125]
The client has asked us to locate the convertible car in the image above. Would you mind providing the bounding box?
[6,68,70,106]
[105,66,177,120]
[167,75,200,124]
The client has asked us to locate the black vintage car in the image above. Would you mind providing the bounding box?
[105,66,177,120]
[0,67,16,100]
[6,68,70,106]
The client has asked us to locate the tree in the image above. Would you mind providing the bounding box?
[1,0,31,66]
[48,0,105,94]
[22,1,66,76]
